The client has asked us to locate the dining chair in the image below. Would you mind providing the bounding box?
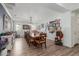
[24,32,34,47]
[35,32,47,48]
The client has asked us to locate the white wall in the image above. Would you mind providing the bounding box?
[61,12,72,47]
[0,16,3,33]
[14,21,27,37]
[42,12,72,47]
[71,12,79,46]
[50,12,72,47]
[0,4,14,33]
[14,21,37,37]
[0,4,6,33]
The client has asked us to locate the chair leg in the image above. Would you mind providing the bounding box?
[37,44,40,48]
[28,43,30,47]
[45,42,47,48]
[39,44,41,48]
[41,43,42,48]
[38,44,42,48]
[28,42,31,47]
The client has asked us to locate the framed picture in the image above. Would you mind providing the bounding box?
[3,14,12,31]
[3,14,5,30]
[48,19,60,33]
[23,25,30,30]
[48,21,56,33]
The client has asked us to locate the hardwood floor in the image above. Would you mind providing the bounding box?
[9,38,79,56]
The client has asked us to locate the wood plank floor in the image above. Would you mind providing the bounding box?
[8,38,79,56]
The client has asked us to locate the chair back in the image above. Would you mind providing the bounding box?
[40,32,47,41]
[24,32,30,44]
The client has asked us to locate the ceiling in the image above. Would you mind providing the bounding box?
[61,3,79,11]
[5,3,79,12]
[3,3,79,23]
[14,3,68,13]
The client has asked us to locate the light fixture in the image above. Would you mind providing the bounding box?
[29,16,32,24]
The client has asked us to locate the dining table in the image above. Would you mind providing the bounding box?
[30,33,41,46]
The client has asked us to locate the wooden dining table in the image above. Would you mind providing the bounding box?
[30,33,41,46]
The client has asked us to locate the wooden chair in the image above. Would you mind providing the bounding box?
[34,33,47,48]
[24,32,34,47]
